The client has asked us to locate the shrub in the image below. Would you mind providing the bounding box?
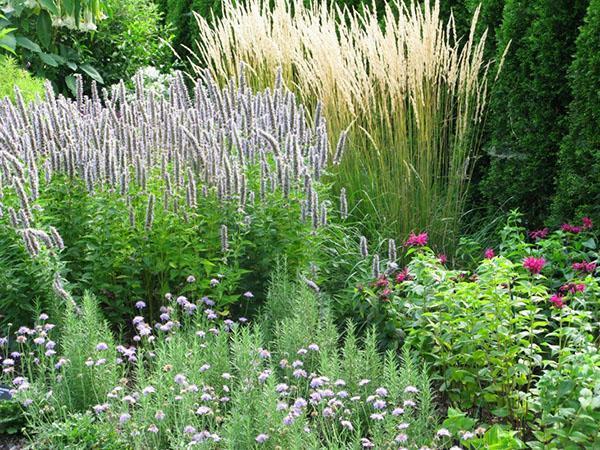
[480,0,588,225]
[70,0,174,88]
[531,344,600,449]
[193,0,495,251]
[552,0,600,225]
[0,56,45,103]
[353,212,599,423]
[0,221,63,328]
[2,274,450,448]
[0,72,334,325]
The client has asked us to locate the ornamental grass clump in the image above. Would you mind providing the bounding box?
[193,0,498,249]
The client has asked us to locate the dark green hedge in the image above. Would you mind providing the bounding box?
[478,0,588,226]
[552,0,600,223]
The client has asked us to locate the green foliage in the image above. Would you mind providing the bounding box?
[0,0,106,93]
[54,293,121,412]
[353,212,599,425]
[552,0,600,225]
[0,400,26,435]
[0,220,62,328]
[70,0,173,87]
[30,412,129,449]
[0,55,45,103]
[480,0,588,225]
[531,344,600,449]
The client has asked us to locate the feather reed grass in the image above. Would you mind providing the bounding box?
[191,0,497,250]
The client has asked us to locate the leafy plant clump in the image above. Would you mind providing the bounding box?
[0,276,462,449]
[0,55,45,103]
[0,70,344,325]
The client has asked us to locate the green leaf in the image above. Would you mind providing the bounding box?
[582,238,596,249]
[39,52,58,67]
[79,63,103,83]
[65,75,77,96]
[36,11,53,48]
[39,0,59,15]
[15,36,41,53]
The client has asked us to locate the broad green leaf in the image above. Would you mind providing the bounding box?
[39,0,59,15]
[38,52,58,67]
[15,36,41,53]
[36,11,53,48]
[80,63,103,83]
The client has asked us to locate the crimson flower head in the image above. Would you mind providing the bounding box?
[484,248,495,259]
[395,267,410,283]
[529,228,549,240]
[582,217,593,229]
[561,223,582,234]
[374,276,389,288]
[560,282,585,294]
[404,232,428,247]
[438,254,447,264]
[572,261,597,273]
[523,256,545,274]
[549,293,565,309]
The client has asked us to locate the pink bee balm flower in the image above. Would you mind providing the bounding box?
[395,267,410,283]
[484,248,495,259]
[523,257,545,274]
[549,294,565,309]
[561,223,582,234]
[572,261,597,273]
[582,217,593,229]
[529,228,549,240]
[438,254,447,264]
[404,232,428,247]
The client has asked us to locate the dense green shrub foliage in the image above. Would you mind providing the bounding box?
[71,0,174,87]
[552,0,600,225]
[479,0,588,225]
[0,56,45,103]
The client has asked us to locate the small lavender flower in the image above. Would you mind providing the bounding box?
[95,342,108,351]
[119,413,131,424]
[255,434,269,443]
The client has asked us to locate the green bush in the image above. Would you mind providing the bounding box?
[353,212,599,423]
[480,0,588,225]
[0,223,62,328]
[552,0,600,225]
[0,56,45,103]
[4,274,444,449]
[532,344,600,449]
[30,412,128,449]
[72,0,174,87]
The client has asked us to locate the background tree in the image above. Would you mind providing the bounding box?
[479,0,588,226]
[552,0,600,223]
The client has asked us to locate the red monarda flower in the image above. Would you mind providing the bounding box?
[523,256,545,274]
[484,248,495,259]
[549,293,565,309]
[560,283,585,294]
[572,261,597,273]
[529,228,549,240]
[395,267,410,283]
[561,223,582,234]
[582,217,593,229]
[438,254,447,264]
[374,276,389,288]
[404,232,428,247]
